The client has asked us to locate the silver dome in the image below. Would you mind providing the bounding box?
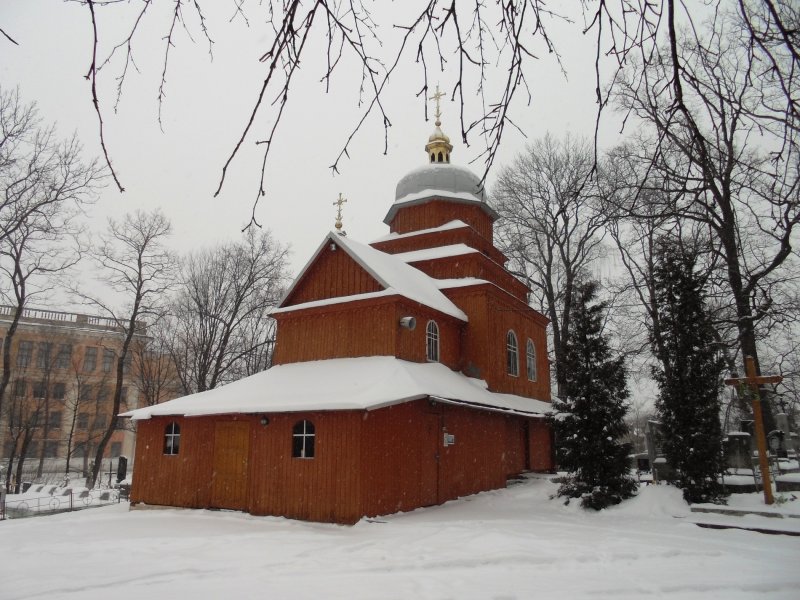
[394,163,486,203]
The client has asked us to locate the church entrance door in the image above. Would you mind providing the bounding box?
[211,420,251,511]
[420,412,440,506]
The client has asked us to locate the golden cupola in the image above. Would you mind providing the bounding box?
[425,85,453,164]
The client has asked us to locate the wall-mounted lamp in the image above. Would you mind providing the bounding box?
[260,416,270,426]
[329,243,337,251]
[399,316,416,330]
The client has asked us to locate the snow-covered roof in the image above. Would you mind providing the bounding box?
[393,244,478,263]
[121,357,551,420]
[371,220,469,243]
[277,232,467,322]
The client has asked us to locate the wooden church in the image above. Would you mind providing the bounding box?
[124,102,554,524]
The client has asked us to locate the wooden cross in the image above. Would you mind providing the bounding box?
[333,193,347,231]
[724,356,782,505]
[429,84,445,122]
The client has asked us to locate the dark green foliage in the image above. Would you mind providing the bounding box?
[553,281,637,510]
[651,241,727,504]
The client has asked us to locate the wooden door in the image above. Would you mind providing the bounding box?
[419,413,440,506]
[211,421,251,510]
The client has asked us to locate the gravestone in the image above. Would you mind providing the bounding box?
[724,432,752,470]
[645,421,674,482]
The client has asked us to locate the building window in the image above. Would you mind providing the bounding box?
[292,420,315,458]
[102,348,115,373]
[426,320,440,362]
[120,386,128,403]
[73,442,85,458]
[44,440,60,458]
[79,384,93,402]
[48,411,62,429]
[14,379,27,397]
[97,386,110,403]
[77,412,89,429]
[55,344,72,369]
[37,342,53,369]
[164,422,180,455]
[33,380,47,399]
[110,441,122,458]
[94,414,108,430]
[17,340,33,368]
[506,330,519,377]
[83,347,97,372]
[52,382,66,400]
[526,339,537,382]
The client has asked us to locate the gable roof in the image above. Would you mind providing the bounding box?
[121,356,551,420]
[277,232,467,321]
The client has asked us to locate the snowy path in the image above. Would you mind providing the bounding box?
[3,478,798,599]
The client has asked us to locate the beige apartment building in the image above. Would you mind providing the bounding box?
[0,306,178,484]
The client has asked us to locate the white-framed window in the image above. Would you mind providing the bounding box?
[506,330,519,377]
[426,320,440,362]
[292,420,315,458]
[163,421,180,455]
[526,339,537,381]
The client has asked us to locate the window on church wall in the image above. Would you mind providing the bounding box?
[164,421,180,455]
[292,420,315,458]
[426,320,440,362]
[506,331,519,377]
[526,339,537,382]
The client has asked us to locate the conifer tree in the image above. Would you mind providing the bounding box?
[553,281,637,509]
[651,241,727,504]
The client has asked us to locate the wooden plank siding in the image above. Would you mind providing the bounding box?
[247,411,363,524]
[283,243,383,306]
[360,399,532,518]
[273,300,398,365]
[388,200,494,240]
[528,418,555,472]
[444,286,551,401]
[371,225,506,265]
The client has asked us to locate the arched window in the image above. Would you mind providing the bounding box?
[437,151,443,162]
[506,330,519,377]
[526,339,537,381]
[163,422,180,455]
[426,320,440,362]
[292,420,315,458]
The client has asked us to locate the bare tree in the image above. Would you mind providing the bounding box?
[493,134,607,397]
[611,6,800,428]
[78,209,175,489]
[169,228,289,393]
[0,86,103,419]
[130,321,182,407]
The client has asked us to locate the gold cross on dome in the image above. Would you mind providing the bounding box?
[333,193,347,231]
[429,84,445,123]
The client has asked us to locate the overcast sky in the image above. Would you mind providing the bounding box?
[3,2,621,279]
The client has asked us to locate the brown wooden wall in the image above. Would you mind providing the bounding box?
[528,417,555,472]
[130,415,215,508]
[272,300,398,365]
[445,286,551,401]
[247,411,362,523]
[388,201,494,240]
[130,401,553,524]
[360,399,532,518]
[131,412,364,523]
[393,300,463,369]
[284,243,382,306]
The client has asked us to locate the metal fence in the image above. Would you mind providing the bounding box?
[1,485,127,520]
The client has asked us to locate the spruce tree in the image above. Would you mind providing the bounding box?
[651,241,727,504]
[553,281,637,509]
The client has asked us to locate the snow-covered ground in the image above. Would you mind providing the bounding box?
[3,477,799,599]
